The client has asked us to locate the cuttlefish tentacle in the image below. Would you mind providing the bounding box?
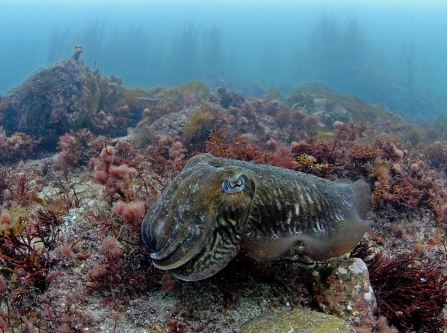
[141,153,370,281]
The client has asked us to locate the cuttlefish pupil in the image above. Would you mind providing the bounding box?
[141,153,371,281]
[222,175,247,193]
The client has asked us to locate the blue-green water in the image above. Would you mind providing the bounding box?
[1,0,447,120]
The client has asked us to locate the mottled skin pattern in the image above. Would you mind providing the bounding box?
[141,153,371,281]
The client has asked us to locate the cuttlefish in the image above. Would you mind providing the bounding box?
[141,153,371,281]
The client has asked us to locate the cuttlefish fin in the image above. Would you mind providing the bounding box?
[295,179,371,261]
[298,216,369,261]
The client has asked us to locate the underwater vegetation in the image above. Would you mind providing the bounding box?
[366,252,447,332]
[184,109,213,142]
[1,50,447,332]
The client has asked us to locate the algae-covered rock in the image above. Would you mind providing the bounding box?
[217,86,245,108]
[152,80,210,106]
[312,257,376,322]
[0,58,92,148]
[0,56,154,147]
[288,83,406,127]
[240,308,354,333]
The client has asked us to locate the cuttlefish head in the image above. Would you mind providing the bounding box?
[141,154,255,281]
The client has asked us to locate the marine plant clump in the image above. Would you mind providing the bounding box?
[0,206,63,328]
[57,129,95,171]
[184,109,213,142]
[81,149,166,307]
[284,120,447,226]
[217,87,245,108]
[205,128,272,163]
[366,252,447,332]
[84,210,158,300]
[425,140,447,172]
[0,127,36,164]
[145,134,187,179]
[94,145,139,201]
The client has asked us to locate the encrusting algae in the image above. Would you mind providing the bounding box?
[240,308,354,333]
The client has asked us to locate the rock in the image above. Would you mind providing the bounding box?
[331,105,352,123]
[0,58,93,147]
[217,87,245,109]
[313,98,327,113]
[240,308,354,333]
[310,97,353,129]
[320,113,334,129]
[311,257,376,323]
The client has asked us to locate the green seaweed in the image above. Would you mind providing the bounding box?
[268,87,281,99]
[152,80,210,105]
[184,109,213,140]
[431,114,447,140]
[315,129,335,140]
[405,125,428,146]
[177,80,210,98]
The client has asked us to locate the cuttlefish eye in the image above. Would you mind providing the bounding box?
[222,175,247,193]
